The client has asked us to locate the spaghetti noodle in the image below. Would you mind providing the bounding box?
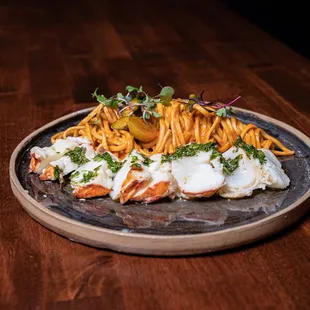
[52,99,294,159]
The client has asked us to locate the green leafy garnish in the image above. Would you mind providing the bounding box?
[159,140,245,175]
[93,152,122,173]
[215,107,236,117]
[105,99,119,108]
[143,111,151,120]
[162,142,221,162]
[81,171,96,183]
[65,147,89,166]
[130,155,141,168]
[54,165,62,180]
[80,166,100,183]
[69,171,80,180]
[234,136,266,164]
[91,88,107,103]
[210,149,222,161]
[91,85,175,121]
[117,92,125,99]
[91,88,120,108]
[222,154,243,175]
[131,163,141,168]
[215,108,227,117]
[187,92,240,117]
[141,154,154,166]
[125,85,141,93]
[128,153,154,167]
[159,86,174,106]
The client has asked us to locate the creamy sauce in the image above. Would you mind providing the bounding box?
[134,154,177,199]
[219,147,265,198]
[71,160,114,189]
[30,137,92,174]
[171,151,225,198]
[109,150,151,200]
[260,149,290,189]
[30,138,291,203]
[49,142,95,178]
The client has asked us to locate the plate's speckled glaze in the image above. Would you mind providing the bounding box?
[10,107,310,255]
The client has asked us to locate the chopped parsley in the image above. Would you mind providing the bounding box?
[160,141,243,175]
[65,147,89,165]
[162,142,221,162]
[141,154,154,166]
[222,154,243,175]
[234,136,266,164]
[80,166,100,183]
[210,148,222,161]
[54,165,62,180]
[94,152,122,173]
[130,155,141,168]
[69,171,80,180]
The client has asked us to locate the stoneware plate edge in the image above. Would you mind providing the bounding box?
[9,107,310,256]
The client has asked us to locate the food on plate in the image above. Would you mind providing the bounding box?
[169,143,225,199]
[218,137,290,198]
[29,137,92,174]
[29,138,291,203]
[38,138,94,182]
[218,146,266,199]
[29,85,293,204]
[51,86,294,160]
[132,154,178,203]
[70,152,119,198]
[260,149,290,189]
[109,150,151,204]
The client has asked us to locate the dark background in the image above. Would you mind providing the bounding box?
[2,0,308,60]
[220,0,309,60]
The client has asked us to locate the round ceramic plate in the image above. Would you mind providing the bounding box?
[10,107,310,256]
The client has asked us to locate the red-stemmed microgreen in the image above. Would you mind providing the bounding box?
[188,92,241,117]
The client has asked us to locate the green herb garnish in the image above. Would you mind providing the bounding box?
[65,147,89,166]
[54,165,62,180]
[91,88,118,108]
[187,92,240,117]
[141,154,154,167]
[69,171,80,180]
[130,155,142,168]
[162,142,221,162]
[158,86,174,106]
[234,136,266,164]
[210,148,222,161]
[91,85,174,121]
[222,154,243,175]
[91,88,107,103]
[94,152,123,173]
[80,166,100,183]
[131,163,142,168]
[160,141,245,175]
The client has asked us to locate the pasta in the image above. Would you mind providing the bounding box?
[51,99,294,159]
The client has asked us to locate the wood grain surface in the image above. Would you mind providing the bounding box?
[1,0,309,309]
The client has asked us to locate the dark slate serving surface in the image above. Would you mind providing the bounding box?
[17,110,310,235]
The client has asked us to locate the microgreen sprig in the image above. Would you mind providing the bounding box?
[188,91,241,117]
[91,85,174,121]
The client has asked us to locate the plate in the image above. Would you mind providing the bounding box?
[10,107,310,256]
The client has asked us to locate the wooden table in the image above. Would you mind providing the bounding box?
[1,1,309,309]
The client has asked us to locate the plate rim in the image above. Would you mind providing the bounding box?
[9,107,310,255]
